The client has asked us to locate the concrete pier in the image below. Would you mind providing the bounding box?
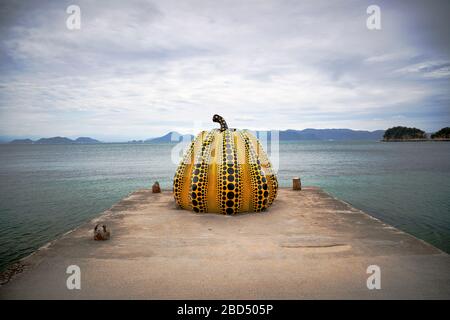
[1,187,449,299]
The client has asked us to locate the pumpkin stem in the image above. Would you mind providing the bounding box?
[212,114,229,131]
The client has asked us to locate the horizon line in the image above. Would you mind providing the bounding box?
[0,127,391,142]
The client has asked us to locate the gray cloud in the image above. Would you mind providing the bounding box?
[0,0,449,140]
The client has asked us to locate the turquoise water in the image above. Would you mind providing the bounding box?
[0,141,449,271]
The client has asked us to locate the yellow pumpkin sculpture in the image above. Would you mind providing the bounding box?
[173,114,278,214]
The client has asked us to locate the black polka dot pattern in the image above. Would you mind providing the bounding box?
[173,135,200,209]
[216,130,242,215]
[255,138,278,206]
[239,131,269,212]
[190,130,216,213]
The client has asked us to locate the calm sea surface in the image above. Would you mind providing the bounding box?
[1,141,449,270]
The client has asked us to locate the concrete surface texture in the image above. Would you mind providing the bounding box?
[1,187,449,299]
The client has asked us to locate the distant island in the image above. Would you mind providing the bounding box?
[73,137,102,144]
[431,127,450,140]
[383,126,450,141]
[144,131,195,143]
[136,129,386,143]
[6,129,385,144]
[144,129,385,142]
[271,128,384,141]
[383,126,427,141]
[9,137,101,144]
[9,138,34,144]
[4,126,449,144]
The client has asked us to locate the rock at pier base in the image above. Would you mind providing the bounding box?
[93,224,110,241]
[152,181,161,193]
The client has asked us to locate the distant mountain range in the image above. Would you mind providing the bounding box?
[9,137,101,144]
[144,131,195,143]
[143,129,384,143]
[277,128,385,141]
[3,129,385,145]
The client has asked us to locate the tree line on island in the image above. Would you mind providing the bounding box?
[383,126,450,141]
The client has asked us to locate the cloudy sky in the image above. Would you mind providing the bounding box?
[0,0,449,141]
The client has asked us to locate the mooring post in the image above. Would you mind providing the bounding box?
[293,177,301,190]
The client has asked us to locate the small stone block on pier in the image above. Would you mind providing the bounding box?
[293,177,301,190]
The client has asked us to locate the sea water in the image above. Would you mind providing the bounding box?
[0,141,449,271]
